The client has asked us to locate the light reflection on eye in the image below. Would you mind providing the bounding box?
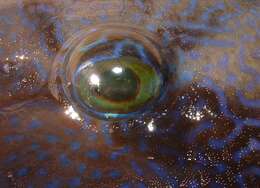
[0,1,259,187]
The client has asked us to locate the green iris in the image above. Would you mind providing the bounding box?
[75,56,162,113]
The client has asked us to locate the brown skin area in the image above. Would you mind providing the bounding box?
[0,1,259,187]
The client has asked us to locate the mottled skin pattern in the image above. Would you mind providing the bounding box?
[0,0,259,187]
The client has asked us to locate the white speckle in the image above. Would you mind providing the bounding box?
[89,74,100,86]
[147,119,156,132]
[112,66,123,74]
[64,106,81,121]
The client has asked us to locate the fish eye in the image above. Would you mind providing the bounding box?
[49,24,170,120]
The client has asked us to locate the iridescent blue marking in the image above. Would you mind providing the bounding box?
[46,135,60,144]
[134,0,145,11]
[70,141,81,151]
[37,168,48,177]
[28,119,42,129]
[46,179,60,188]
[0,16,14,25]
[17,167,29,177]
[79,37,108,52]
[4,134,24,143]
[9,115,20,127]
[4,154,17,164]
[85,150,100,160]
[78,163,87,174]
[110,146,130,160]
[131,160,144,176]
[59,154,71,167]
[109,170,121,179]
[187,121,213,143]
[145,24,157,32]
[68,177,81,188]
[236,90,260,108]
[131,13,143,23]
[90,169,102,180]
[181,0,197,17]
[80,18,92,26]
[215,163,227,173]
[201,2,225,22]
[37,151,48,161]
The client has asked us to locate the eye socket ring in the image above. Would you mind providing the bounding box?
[49,23,172,120]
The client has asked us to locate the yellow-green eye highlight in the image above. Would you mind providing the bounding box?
[75,56,162,114]
[49,24,170,120]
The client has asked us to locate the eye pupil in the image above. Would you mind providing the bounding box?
[97,64,139,102]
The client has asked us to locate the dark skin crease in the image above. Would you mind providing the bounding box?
[0,0,259,187]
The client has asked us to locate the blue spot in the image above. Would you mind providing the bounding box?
[37,168,48,176]
[68,177,81,188]
[0,47,4,56]
[131,13,143,23]
[162,31,171,46]
[31,143,40,150]
[148,161,167,178]
[46,180,60,188]
[120,183,131,188]
[109,170,121,179]
[59,154,71,167]
[99,14,108,22]
[64,128,75,136]
[4,135,24,143]
[78,163,87,174]
[136,183,147,188]
[80,18,92,26]
[37,151,48,161]
[188,50,201,60]
[208,139,225,150]
[91,169,102,180]
[134,0,145,10]
[179,70,194,83]
[226,74,237,86]
[5,154,17,164]
[70,141,81,151]
[131,160,144,176]
[189,180,199,188]
[28,119,42,129]
[9,115,20,127]
[215,163,227,173]
[17,167,28,177]
[87,132,97,141]
[218,54,229,69]
[85,150,100,160]
[46,135,60,144]
[139,139,148,152]
[146,24,157,32]
[181,0,198,17]
[110,146,130,160]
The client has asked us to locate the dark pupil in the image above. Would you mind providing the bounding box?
[93,68,139,102]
